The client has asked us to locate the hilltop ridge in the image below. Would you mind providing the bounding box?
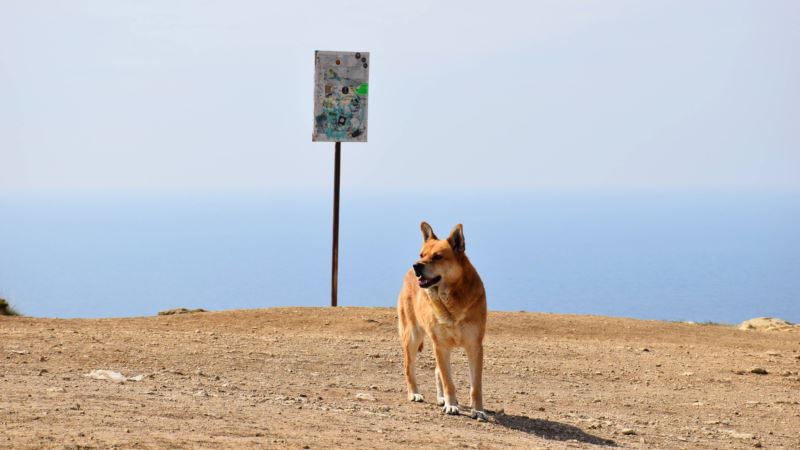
[2,307,798,449]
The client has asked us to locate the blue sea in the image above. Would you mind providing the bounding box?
[1,191,798,323]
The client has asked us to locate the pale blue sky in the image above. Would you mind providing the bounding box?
[1,0,798,194]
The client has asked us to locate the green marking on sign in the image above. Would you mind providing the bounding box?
[356,83,368,96]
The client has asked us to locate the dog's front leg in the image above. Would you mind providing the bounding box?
[466,341,487,421]
[432,343,459,415]
[434,366,445,406]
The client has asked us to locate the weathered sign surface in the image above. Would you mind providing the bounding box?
[313,51,369,142]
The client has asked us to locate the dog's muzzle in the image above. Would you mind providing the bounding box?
[413,263,441,288]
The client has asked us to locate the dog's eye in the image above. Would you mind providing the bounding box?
[433,254,443,261]
[419,253,424,258]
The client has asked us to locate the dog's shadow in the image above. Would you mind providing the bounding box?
[487,410,616,447]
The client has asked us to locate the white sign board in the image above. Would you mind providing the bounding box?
[313,50,369,142]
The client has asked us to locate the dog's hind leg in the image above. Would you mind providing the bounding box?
[433,343,459,415]
[401,326,425,402]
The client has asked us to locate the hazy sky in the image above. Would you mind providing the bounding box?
[1,1,798,194]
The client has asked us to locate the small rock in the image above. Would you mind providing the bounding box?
[749,367,768,375]
[86,369,127,383]
[727,430,754,440]
[738,317,795,332]
[621,428,637,435]
[355,392,375,401]
[85,369,146,383]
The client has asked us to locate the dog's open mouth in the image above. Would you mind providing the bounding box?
[417,275,442,288]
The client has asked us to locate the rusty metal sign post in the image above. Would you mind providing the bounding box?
[312,51,369,307]
[330,141,341,307]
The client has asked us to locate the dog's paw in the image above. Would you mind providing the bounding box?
[436,396,445,406]
[471,410,488,422]
[442,404,460,415]
[408,393,424,402]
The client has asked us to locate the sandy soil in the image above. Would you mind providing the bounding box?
[2,307,799,449]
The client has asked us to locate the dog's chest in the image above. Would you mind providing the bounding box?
[429,319,459,343]
[427,286,450,304]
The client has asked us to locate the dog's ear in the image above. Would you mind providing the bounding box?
[448,224,465,253]
[420,221,437,242]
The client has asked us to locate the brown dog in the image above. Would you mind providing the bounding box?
[397,222,488,420]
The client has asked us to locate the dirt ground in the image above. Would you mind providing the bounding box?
[2,307,799,449]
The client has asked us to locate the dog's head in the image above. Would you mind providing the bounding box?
[412,222,467,289]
